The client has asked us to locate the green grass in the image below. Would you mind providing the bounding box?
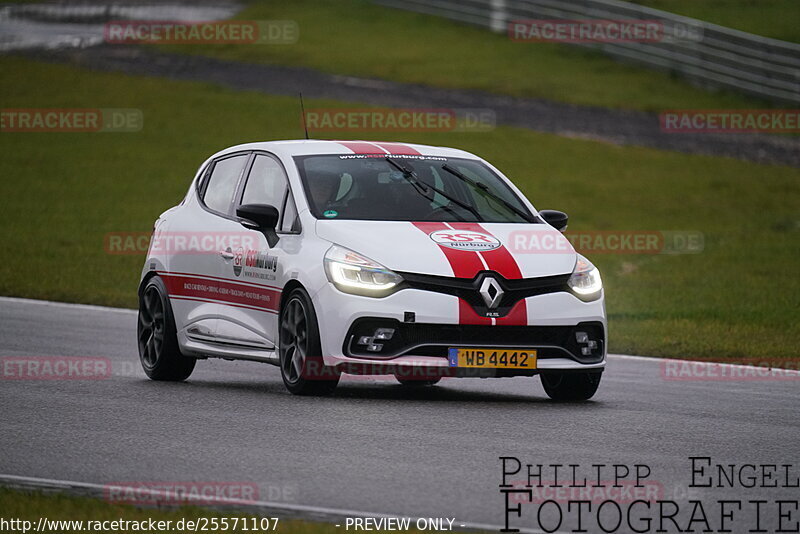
[632,0,800,42]
[157,0,770,112]
[0,488,432,534]
[1,56,799,361]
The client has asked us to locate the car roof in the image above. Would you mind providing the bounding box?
[209,140,481,160]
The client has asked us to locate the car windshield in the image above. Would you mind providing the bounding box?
[294,154,535,223]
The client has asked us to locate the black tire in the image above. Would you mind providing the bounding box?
[540,371,601,401]
[137,276,196,381]
[395,376,442,387]
[278,288,339,396]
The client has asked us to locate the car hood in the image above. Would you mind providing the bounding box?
[315,220,577,279]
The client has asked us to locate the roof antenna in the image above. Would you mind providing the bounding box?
[299,92,310,140]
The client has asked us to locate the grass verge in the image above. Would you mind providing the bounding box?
[0,56,798,361]
[632,0,800,42]
[157,0,771,112]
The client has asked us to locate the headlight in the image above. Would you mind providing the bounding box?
[324,245,403,297]
[568,254,602,300]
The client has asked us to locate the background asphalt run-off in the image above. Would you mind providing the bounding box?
[18,45,800,168]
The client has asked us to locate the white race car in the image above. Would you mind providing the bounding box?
[137,140,606,400]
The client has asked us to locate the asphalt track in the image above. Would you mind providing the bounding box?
[1,297,798,533]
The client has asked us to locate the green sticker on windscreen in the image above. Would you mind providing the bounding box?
[323,210,338,218]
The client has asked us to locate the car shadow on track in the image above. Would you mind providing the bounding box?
[334,380,539,403]
[142,376,601,406]
[333,382,601,406]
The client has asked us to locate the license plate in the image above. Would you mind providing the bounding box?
[448,348,537,369]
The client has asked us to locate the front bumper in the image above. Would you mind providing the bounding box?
[344,319,604,361]
[312,281,607,374]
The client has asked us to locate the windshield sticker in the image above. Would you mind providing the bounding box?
[429,230,501,251]
[323,210,339,218]
[338,154,447,161]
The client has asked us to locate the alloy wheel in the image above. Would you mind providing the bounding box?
[138,286,165,368]
[280,297,308,384]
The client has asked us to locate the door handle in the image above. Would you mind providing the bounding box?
[219,250,235,261]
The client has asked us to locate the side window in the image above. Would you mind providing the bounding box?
[280,190,300,233]
[203,155,248,215]
[241,155,288,208]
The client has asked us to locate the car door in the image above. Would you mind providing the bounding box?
[164,152,250,344]
[213,152,300,350]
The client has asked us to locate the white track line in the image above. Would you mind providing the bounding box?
[0,474,562,534]
[0,296,137,315]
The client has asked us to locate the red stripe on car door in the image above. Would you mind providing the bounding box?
[161,273,280,313]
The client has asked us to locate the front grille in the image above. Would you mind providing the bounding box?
[344,319,605,362]
[397,270,572,318]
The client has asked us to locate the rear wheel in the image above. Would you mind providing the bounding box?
[137,276,195,381]
[278,288,339,396]
[540,371,601,401]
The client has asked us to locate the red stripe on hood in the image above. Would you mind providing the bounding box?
[449,222,528,326]
[459,300,493,325]
[412,222,490,325]
[372,142,420,155]
[498,300,527,326]
[448,222,523,280]
[411,222,484,279]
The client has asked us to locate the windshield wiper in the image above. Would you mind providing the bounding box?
[385,157,430,197]
[441,163,535,223]
[385,157,482,221]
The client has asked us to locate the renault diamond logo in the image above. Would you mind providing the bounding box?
[479,277,504,309]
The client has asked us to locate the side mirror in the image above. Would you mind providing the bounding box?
[237,204,279,247]
[237,204,279,230]
[539,209,568,232]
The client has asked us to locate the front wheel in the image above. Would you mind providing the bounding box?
[540,371,601,401]
[278,288,339,396]
[137,276,196,381]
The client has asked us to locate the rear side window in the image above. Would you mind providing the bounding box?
[203,154,248,215]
